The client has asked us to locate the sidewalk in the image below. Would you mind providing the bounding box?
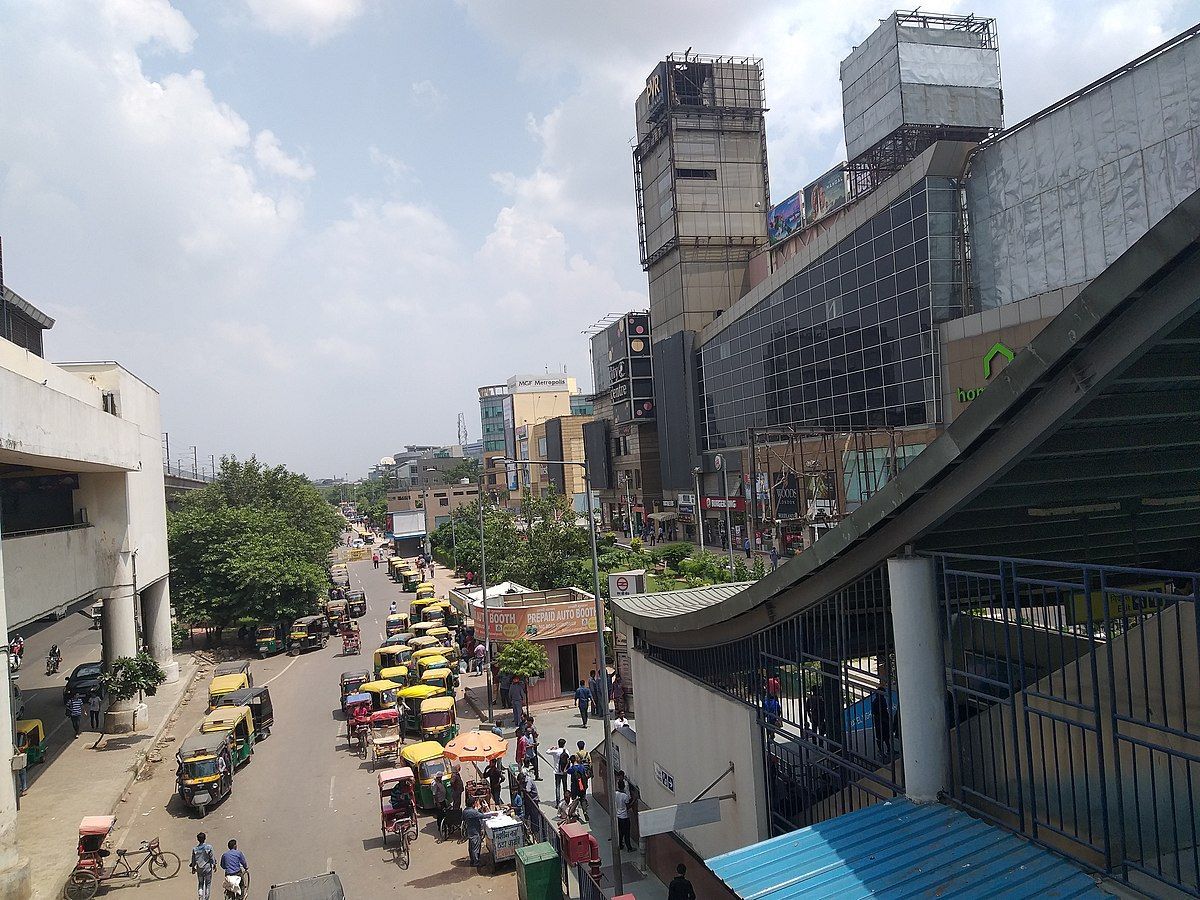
[17,654,201,900]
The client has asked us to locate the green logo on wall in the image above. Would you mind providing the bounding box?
[957,341,1017,405]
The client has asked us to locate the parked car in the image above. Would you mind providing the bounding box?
[63,661,104,704]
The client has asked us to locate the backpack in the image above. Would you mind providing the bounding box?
[557,749,570,773]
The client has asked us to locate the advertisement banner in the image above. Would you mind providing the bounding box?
[474,599,598,642]
[768,190,805,244]
[804,165,849,226]
[702,496,746,511]
[773,473,801,520]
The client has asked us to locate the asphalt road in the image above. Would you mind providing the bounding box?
[102,555,519,899]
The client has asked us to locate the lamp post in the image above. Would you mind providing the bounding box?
[692,465,705,549]
[421,467,438,558]
[477,471,494,723]
[716,454,735,573]
[503,455,625,895]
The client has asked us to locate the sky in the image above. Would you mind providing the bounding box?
[0,0,1193,479]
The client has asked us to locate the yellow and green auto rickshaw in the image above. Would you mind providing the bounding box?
[176,730,234,817]
[400,568,421,593]
[419,696,458,745]
[409,596,437,622]
[420,601,448,623]
[410,649,450,679]
[383,632,414,649]
[410,621,439,642]
[255,624,284,657]
[200,706,256,767]
[415,582,436,600]
[427,624,453,646]
[400,740,447,810]
[359,679,401,712]
[379,665,411,687]
[398,684,445,734]
[289,616,328,655]
[388,558,405,582]
[385,614,409,638]
[208,673,250,711]
[373,645,409,679]
[15,719,46,766]
[420,667,457,695]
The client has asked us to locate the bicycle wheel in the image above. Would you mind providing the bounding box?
[149,850,182,879]
[64,870,99,900]
[397,831,410,870]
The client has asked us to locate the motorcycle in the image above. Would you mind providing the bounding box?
[46,653,61,676]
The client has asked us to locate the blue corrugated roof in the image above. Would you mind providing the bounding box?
[706,800,1104,899]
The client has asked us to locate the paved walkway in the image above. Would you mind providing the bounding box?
[17,653,201,900]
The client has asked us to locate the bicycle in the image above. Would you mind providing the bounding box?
[65,837,181,899]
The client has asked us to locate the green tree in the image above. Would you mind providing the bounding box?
[99,653,166,703]
[169,456,339,630]
[501,490,592,590]
[496,638,549,678]
[429,500,521,578]
[442,458,481,485]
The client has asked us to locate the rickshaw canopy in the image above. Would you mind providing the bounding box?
[443,730,509,762]
[407,635,440,652]
[340,670,370,688]
[398,684,443,706]
[420,696,455,715]
[421,668,453,688]
[344,692,371,710]
[369,708,400,726]
[379,665,409,684]
[383,634,413,647]
[360,678,401,694]
[79,816,116,836]
[201,705,253,733]
[209,673,249,697]
[427,626,452,641]
[15,719,43,739]
[401,740,446,768]
[178,730,231,759]
[410,645,446,663]
[377,766,415,790]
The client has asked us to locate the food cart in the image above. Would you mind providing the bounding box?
[478,812,524,875]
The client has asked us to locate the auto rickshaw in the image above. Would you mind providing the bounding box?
[208,673,249,711]
[408,635,441,654]
[420,603,448,624]
[373,645,409,679]
[344,692,372,753]
[216,686,274,739]
[289,616,327,655]
[360,679,400,712]
[388,558,404,582]
[267,872,346,900]
[379,767,419,848]
[379,665,411,687]
[200,706,255,767]
[411,649,450,679]
[384,613,409,638]
[367,708,401,771]
[383,632,414,649]
[421,667,457,695]
[325,599,348,629]
[176,731,234,817]
[415,582,436,600]
[346,590,367,618]
[214,660,253,685]
[410,621,439,641]
[427,624,453,647]
[400,568,421,593]
[398,684,445,735]
[400,741,448,810]
[340,670,371,708]
[409,596,437,622]
[419,696,458,745]
[15,719,46,765]
[255,624,284,657]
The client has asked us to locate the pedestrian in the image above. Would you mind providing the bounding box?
[806,686,828,736]
[516,730,528,771]
[372,553,379,570]
[574,679,592,726]
[492,661,503,703]
[613,773,635,852]
[484,758,503,806]
[219,840,249,897]
[509,675,526,727]
[499,669,512,709]
[432,772,448,832]
[668,863,697,900]
[744,536,752,558]
[610,674,626,719]
[547,738,570,803]
[870,684,894,757]
[763,693,781,728]
[587,669,602,716]
[524,716,540,780]
[66,692,83,737]
[572,739,588,766]
[770,546,779,571]
[88,694,102,731]
[450,763,465,808]
[462,797,486,867]
[472,642,485,675]
[190,832,216,900]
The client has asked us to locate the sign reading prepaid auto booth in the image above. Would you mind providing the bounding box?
[475,599,598,641]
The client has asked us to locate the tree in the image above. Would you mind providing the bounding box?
[442,458,481,485]
[429,500,521,577]
[501,490,592,590]
[169,456,340,631]
[99,653,165,702]
[496,638,549,679]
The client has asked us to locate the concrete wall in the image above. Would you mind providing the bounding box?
[2,528,100,627]
[630,650,769,859]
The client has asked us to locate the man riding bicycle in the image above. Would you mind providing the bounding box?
[219,839,248,899]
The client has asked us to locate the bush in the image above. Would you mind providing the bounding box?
[630,537,643,552]
[653,542,694,572]
[497,638,549,679]
[99,653,166,703]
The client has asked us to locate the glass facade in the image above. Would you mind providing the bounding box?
[698,178,961,450]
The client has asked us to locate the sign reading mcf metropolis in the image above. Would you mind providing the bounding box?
[507,374,572,394]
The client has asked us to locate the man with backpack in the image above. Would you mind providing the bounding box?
[547,738,570,803]
[566,754,590,821]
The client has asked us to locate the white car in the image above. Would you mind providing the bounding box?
[351,539,364,548]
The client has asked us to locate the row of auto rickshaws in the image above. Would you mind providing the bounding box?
[175,662,275,817]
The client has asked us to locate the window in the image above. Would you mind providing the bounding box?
[675,168,717,180]
[438,498,449,507]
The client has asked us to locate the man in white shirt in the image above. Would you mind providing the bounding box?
[613,771,635,852]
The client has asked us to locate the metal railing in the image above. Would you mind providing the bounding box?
[575,862,608,900]
[0,522,91,540]
[163,464,213,483]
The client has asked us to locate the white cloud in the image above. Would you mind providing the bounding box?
[242,0,366,43]
[367,145,412,181]
[411,79,445,108]
[254,129,316,180]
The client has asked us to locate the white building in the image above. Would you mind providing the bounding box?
[0,285,176,898]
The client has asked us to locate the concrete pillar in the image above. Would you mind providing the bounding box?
[0,518,33,898]
[141,578,178,684]
[887,554,949,803]
[101,549,146,734]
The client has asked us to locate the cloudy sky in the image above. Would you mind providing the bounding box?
[0,0,1192,478]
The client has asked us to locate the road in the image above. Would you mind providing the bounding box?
[103,555,519,899]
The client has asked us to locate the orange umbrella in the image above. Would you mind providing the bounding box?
[442,730,508,762]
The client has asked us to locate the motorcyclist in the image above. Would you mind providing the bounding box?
[219,839,248,898]
[46,644,62,675]
[9,636,24,672]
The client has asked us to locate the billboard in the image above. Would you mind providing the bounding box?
[804,165,849,226]
[768,191,805,244]
[474,598,598,641]
[507,374,572,394]
[772,473,801,520]
[389,509,425,539]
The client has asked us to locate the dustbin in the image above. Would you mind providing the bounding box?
[516,842,561,900]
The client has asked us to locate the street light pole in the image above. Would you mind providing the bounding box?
[478,474,494,723]
[692,466,705,550]
[504,456,624,894]
[716,454,735,573]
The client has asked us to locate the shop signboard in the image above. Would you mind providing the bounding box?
[677,491,696,524]
[702,496,745,512]
[773,473,801,520]
[475,598,598,641]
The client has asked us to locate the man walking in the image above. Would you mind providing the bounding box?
[574,680,592,726]
[190,832,215,900]
[509,675,526,727]
[372,552,379,570]
[613,774,635,852]
[744,536,752,558]
[668,863,697,900]
[66,692,83,737]
[587,670,602,716]
[524,715,540,780]
[219,840,249,897]
[770,546,779,572]
[87,694,102,731]
[547,738,570,804]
